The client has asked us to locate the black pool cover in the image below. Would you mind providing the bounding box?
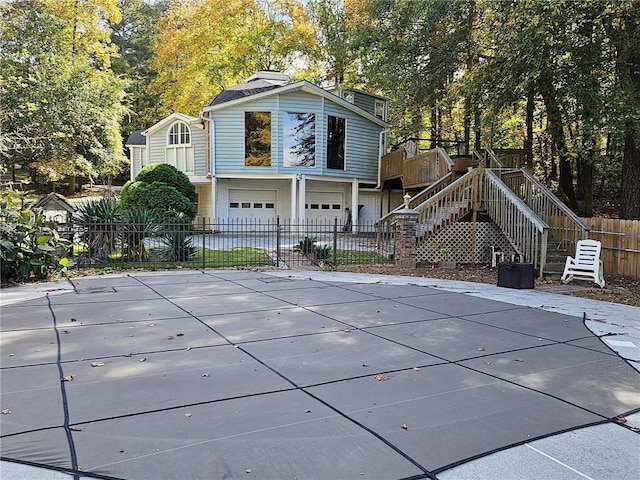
[1,271,638,479]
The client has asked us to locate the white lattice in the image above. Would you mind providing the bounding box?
[416,221,516,264]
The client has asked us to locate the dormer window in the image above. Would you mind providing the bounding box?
[166,121,194,172]
[168,122,191,145]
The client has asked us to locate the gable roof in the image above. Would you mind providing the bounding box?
[203,80,389,128]
[143,112,201,137]
[34,192,76,214]
[125,129,146,147]
[210,72,291,106]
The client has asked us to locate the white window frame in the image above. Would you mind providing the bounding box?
[374,99,386,120]
[166,121,194,173]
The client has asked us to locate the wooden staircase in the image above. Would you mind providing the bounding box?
[376,147,589,277]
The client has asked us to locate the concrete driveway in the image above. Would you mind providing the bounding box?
[1,270,638,480]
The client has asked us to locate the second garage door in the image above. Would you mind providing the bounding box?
[305,192,344,223]
[228,189,277,222]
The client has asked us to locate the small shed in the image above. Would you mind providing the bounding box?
[34,193,76,225]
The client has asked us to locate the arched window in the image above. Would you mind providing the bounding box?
[166,122,194,172]
[168,122,191,145]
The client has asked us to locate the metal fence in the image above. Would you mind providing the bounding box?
[67,217,393,271]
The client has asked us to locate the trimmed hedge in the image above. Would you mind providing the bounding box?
[135,164,196,202]
[120,181,196,220]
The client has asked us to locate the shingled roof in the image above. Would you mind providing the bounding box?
[125,129,146,146]
[209,72,291,106]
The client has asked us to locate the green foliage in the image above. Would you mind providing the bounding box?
[159,220,196,262]
[293,236,318,254]
[135,163,196,202]
[313,244,332,260]
[73,198,121,262]
[0,0,127,184]
[0,189,68,282]
[121,207,158,261]
[120,181,196,220]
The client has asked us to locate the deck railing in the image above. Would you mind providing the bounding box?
[402,148,455,188]
[500,169,589,251]
[380,147,454,188]
[483,169,549,273]
[380,149,406,181]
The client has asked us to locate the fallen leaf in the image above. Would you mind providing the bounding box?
[70,318,77,322]
[362,363,369,367]
[615,415,627,424]
[147,323,156,327]
[124,353,132,357]
[400,423,408,430]
[413,367,420,371]
[375,374,389,381]
[61,330,70,334]
[62,375,74,382]
[202,373,210,377]
[90,362,105,367]
[138,358,147,362]
[167,336,174,340]
[176,333,184,337]
[477,347,486,351]
[8,353,15,357]
[1,409,11,415]
[186,347,191,351]
[305,409,312,413]
[184,413,192,418]
[246,469,252,474]
[69,426,82,431]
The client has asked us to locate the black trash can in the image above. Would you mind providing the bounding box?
[497,262,536,289]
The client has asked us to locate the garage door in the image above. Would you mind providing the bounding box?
[305,192,344,223]
[228,189,277,222]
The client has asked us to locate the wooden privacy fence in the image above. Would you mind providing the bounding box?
[581,218,640,277]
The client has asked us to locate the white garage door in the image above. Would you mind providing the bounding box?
[228,189,277,222]
[305,192,344,223]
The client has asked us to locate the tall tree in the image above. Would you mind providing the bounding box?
[111,0,173,135]
[151,0,315,116]
[0,0,127,190]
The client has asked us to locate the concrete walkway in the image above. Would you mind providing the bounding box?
[1,270,638,480]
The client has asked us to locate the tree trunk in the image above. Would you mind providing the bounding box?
[473,106,481,151]
[462,96,471,155]
[579,159,593,217]
[430,106,437,149]
[620,124,640,219]
[525,90,534,167]
[542,88,577,208]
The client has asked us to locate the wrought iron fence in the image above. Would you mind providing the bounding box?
[68,217,392,271]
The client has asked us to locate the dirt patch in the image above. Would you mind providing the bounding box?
[334,264,640,308]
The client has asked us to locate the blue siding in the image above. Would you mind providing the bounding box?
[213,97,279,173]
[212,89,383,181]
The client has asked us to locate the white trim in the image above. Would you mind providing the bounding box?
[351,178,359,233]
[144,112,200,136]
[291,175,297,221]
[202,81,389,128]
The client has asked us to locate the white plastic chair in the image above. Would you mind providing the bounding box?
[561,239,605,288]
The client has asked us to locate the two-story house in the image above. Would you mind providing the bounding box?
[126,72,398,227]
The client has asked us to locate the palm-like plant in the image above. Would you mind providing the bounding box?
[159,218,196,261]
[73,198,120,262]
[121,208,158,262]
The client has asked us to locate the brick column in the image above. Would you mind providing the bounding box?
[393,195,418,269]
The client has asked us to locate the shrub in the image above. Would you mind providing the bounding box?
[314,244,332,260]
[1,190,68,282]
[73,198,121,262]
[293,236,317,254]
[121,208,158,261]
[159,219,196,261]
[120,181,196,220]
[135,164,196,202]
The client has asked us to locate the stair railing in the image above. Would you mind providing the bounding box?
[375,172,454,250]
[413,169,478,238]
[483,169,549,274]
[500,169,589,252]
